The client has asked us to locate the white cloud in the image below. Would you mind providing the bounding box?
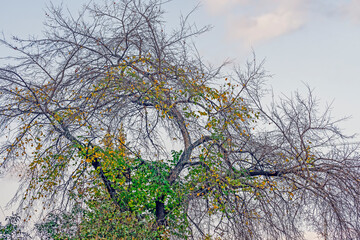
[202,0,309,45]
[343,0,360,23]
[228,1,307,45]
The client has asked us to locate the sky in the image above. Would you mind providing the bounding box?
[1,0,360,238]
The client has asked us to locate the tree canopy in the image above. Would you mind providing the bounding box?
[1,0,360,239]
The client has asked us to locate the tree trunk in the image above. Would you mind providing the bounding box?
[155,196,166,226]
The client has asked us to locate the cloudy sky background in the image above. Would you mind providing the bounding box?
[1,0,360,238]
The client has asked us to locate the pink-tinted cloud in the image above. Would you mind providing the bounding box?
[342,0,360,23]
[202,0,309,45]
[228,1,308,45]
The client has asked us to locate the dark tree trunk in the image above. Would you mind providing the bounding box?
[155,196,166,226]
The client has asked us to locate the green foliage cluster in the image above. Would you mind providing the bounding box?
[0,213,30,240]
[33,148,189,239]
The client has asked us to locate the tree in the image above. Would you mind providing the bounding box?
[1,0,360,239]
[0,213,31,239]
[34,204,83,239]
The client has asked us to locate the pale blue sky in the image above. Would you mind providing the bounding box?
[1,0,360,137]
[1,0,360,238]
